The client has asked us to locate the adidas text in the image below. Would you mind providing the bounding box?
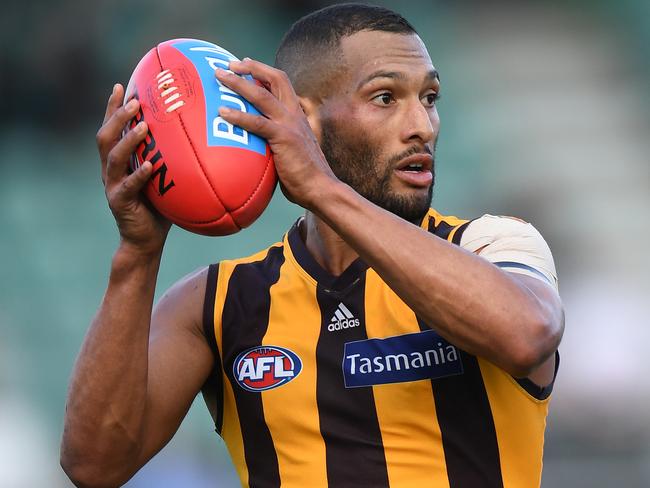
[328,303,360,332]
[328,317,360,331]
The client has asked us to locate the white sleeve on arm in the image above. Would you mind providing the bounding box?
[460,214,559,291]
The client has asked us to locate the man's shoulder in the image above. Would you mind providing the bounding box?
[220,240,285,267]
[441,211,558,290]
[428,208,531,228]
[426,209,543,244]
[428,208,557,288]
[215,237,287,285]
[457,213,546,251]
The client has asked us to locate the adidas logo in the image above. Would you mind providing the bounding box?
[328,303,360,332]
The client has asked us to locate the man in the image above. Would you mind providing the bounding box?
[61,4,564,487]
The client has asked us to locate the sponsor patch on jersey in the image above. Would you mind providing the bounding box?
[343,330,464,388]
[233,346,302,392]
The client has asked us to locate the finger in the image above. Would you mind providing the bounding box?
[105,121,148,185]
[118,161,153,200]
[218,106,277,140]
[215,68,286,120]
[228,58,302,112]
[103,83,124,126]
[97,98,141,160]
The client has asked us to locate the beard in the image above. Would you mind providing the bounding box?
[320,118,435,224]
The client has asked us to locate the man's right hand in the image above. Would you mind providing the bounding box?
[61,83,215,487]
[96,83,171,256]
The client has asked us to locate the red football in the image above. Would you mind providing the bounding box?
[123,38,276,236]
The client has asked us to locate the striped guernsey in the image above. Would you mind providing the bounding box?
[201,209,558,488]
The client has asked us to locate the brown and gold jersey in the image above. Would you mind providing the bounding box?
[203,209,559,488]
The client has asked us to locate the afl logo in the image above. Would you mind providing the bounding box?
[233,346,302,392]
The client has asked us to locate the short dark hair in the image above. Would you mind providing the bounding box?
[275,3,417,97]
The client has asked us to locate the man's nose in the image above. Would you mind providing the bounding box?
[403,99,438,144]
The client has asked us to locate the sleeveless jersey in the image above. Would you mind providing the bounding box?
[202,209,559,488]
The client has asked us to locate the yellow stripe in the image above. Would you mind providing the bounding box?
[260,246,329,488]
[221,379,248,487]
[478,359,549,488]
[213,260,248,486]
[364,269,450,487]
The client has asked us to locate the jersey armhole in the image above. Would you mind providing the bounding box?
[202,263,224,434]
[513,350,560,401]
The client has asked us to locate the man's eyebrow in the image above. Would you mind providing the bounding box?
[426,69,440,83]
[357,69,440,89]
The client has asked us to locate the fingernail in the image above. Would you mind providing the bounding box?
[243,57,251,61]
[126,99,138,111]
[220,107,232,115]
[112,84,118,95]
[136,121,146,133]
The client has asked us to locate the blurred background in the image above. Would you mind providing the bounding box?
[1,0,649,486]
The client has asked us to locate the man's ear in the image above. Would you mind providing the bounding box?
[298,96,322,144]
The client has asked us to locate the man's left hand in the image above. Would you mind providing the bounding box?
[215,59,336,209]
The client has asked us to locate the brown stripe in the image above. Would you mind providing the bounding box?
[221,247,285,488]
[422,219,503,485]
[315,274,390,487]
[451,220,472,245]
[429,217,456,240]
[417,318,504,487]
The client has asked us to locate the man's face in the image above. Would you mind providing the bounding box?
[317,31,440,224]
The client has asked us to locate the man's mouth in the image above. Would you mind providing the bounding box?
[395,153,433,173]
[394,153,433,187]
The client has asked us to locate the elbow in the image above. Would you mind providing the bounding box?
[60,453,103,488]
[60,442,134,488]
[507,310,564,378]
[60,411,143,487]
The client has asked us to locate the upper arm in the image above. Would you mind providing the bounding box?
[461,215,564,386]
[134,266,216,469]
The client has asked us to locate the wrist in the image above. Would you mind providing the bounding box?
[306,176,356,216]
[111,241,163,276]
[118,236,164,259]
[303,173,349,213]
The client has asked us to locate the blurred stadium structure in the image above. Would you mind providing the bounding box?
[1,0,649,486]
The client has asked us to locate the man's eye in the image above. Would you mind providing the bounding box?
[373,93,394,105]
[423,92,440,106]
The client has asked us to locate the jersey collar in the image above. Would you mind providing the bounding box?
[286,219,368,292]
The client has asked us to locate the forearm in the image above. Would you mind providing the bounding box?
[212,58,561,374]
[61,244,162,483]
[312,180,559,375]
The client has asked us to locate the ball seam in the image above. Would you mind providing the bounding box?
[161,209,235,225]
[177,112,233,220]
[233,151,274,213]
[155,44,238,228]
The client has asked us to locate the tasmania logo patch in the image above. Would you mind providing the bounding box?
[233,346,302,392]
[343,330,464,388]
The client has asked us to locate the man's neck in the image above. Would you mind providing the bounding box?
[300,211,359,276]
